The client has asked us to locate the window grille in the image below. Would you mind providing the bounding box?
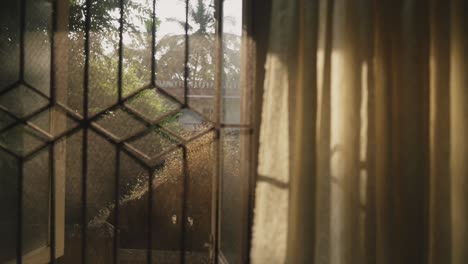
[0,0,248,263]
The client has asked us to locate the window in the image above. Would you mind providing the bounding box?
[0,0,255,263]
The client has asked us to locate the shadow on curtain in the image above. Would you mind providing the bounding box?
[250,0,468,263]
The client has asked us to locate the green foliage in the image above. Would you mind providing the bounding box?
[191,0,214,34]
[68,0,240,109]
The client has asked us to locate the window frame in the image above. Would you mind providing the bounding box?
[3,0,267,262]
[215,0,271,263]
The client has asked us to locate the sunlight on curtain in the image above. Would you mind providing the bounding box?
[251,0,468,263]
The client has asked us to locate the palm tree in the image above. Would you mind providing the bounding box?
[155,0,241,85]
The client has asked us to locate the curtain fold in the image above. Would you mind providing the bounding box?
[251,0,468,263]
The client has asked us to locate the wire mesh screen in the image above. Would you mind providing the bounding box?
[0,0,244,263]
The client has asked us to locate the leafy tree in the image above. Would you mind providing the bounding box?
[156,0,241,84]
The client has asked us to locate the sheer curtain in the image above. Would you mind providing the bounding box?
[250,0,468,263]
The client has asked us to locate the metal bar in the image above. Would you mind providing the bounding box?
[122,141,153,162]
[183,0,189,107]
[147,167,153,264]
[185,95,241,99]
[23,125,83,161]
[120,145,152,171]
[154,85,184,106]
[19,0,26,82]
[146,128,215,166]
[81,129,88,264]
[151,0,157,86]
[0,144,21,160]
[120,110,180,142]
[113,144,121,264]
[212,0,224,262]
[16,159,24,264]
[88,123,124,145]
[112,11,124,263]
[122,127,215,169]
[154,124,188,146]
[49,143,56,263]
[180,146,189,264]
[117,0,124,103]
[50,0,58,105]
[0,81,20,97]
[86,84,151,124]
[220,123,251,128]
[22,124,81,160]
[55,101,84,121]
[49,0,58,258]
[0,104,53,138]
[123,104,180,126]
[23,81,51,101]
[82,0,92,262]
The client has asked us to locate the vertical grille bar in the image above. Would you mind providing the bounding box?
[113,145,121,264]
[180,146,189,264]
[82,0,92,263]
[19,0,26,82]
[16,159,24,264]
[49,0,58,261]
[50,0,58,104]
[114,0,125,261]
[212,0,224,262]
[183,0,190,105]
[81,67,89,264]
[148,0,157,261]
[49,144,56,263]
[16,0,26,262]
[147,168,153,264]
[117,0,124,103]
[180,0,190,262]
[151,0,157,86]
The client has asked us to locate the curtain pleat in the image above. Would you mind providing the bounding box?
[450,1,468,263]
[315,0,334,263]
[286,0,319,262]
[250,0,298,262]
[429,0,452,263]
[250,0,468,263]
[328,0,362,263]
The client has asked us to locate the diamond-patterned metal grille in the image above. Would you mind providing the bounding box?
[0,0,240,263]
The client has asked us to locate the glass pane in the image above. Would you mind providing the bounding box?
[0,84,49,119]
[220,128,246,263]
[86,130,117,263]
[183,132,214,263]
[160,108,212,141]
[154,0,186,103]
[0,149,19,262]
[0,0,20,90]
[122,0,153,97]
[25,0,52,96]
[66,0,86,115]
[88,1,119,117]
[117,150,149,253]
[93,108,147,141]
[23,148,50,254]
[222,0,242,124]
[186,0,216,122]
[61,131,83,264]
[125,88,180,123]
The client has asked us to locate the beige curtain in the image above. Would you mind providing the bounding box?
[250,0,468,263]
